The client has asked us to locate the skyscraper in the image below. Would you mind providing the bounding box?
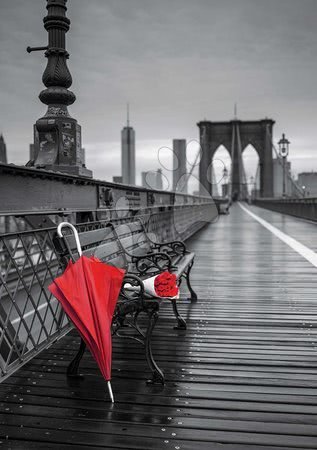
[173,139,187,193]
[156,169,163,190]
[141,171,147,188]
[142,171,157,189]
[0,134,7,163]
[121,104,135,185]
[142,169,163,190]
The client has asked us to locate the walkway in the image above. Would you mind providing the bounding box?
[1,203,317,449]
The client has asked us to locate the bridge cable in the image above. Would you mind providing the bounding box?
[236,122,249,199]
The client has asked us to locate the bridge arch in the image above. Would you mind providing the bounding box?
[198,119,274,199]
[209,145,231,197]
[242,144,260,198]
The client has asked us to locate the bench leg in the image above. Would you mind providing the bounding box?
[67,338,86,378]
[133,310,146,338]
[171,299,187,330]
[145,305,165,385]
[186,261,198,302]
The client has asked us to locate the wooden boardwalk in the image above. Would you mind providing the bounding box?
[1,203,317,449]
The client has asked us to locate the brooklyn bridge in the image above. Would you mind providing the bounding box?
[0,1,316,449]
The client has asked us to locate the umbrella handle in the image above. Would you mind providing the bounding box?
[57,222,83,257]
[107,381,114,403]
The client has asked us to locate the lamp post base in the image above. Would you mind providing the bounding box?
[35,164,93,178]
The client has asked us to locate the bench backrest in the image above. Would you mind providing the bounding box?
[56,218,162,270]
[60,225,128,269]
[113,220,153,258]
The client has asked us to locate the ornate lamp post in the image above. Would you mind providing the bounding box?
[223,166,228,182]
[250,175,254,200]
[27,0,92,177]
[222,166,228,197]
[278,133,290,198]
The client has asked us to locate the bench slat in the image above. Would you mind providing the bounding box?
[118,233,152,255]
[115,222,144,237]
[64,227,113,251]
[173,252,195,277]
[92,242,126,268]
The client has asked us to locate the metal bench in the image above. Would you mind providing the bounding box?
[53,219,197,385]
[110,218,197,329]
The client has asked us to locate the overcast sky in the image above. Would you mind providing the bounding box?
[0,0,316,186]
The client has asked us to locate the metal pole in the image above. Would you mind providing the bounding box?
[282,156,286,197]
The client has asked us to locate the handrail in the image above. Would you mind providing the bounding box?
[253,197,317,222]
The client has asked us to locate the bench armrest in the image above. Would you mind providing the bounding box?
[132,251,172,274]
[137,218,187,256]
[152,240,187,256]
[120,273,145,299]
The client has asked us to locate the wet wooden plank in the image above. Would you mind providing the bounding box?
[1,415,317,448]
[1,204,317,449]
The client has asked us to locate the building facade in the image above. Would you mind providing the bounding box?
[156,169,163,190]
[273,158,292,197]
[297,172,317,197]
[173,139,187,193]
[112,176,123,184]
[142,170,158,189]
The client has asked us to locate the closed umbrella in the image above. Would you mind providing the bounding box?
[49,223,125,402]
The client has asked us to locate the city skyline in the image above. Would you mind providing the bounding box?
[0,0,316,183]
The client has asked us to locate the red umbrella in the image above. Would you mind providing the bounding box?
[49,223,125,402]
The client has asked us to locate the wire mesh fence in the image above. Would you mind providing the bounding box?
[0,219,113,380]
[0,227,70,379]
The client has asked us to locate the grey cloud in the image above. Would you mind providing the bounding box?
[0,0,316,179]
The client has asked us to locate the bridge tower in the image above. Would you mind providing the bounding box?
[27,0,92,177]
[198,119,274,199]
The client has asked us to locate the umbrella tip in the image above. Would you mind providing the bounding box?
[107,381,114,403]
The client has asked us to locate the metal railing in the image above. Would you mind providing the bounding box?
[0,226,69,379]
[253,197,317,222]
